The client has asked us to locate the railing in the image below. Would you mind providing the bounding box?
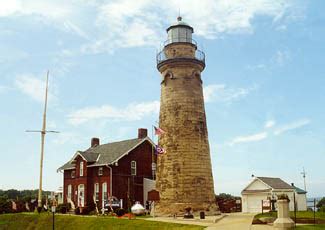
[156,49,205,65]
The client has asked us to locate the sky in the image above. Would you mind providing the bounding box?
[0,0,324,198]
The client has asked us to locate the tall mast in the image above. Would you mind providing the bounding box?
[38,70,49,208]
[26,70,59,209]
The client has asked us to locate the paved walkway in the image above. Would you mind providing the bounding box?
[145,213,274,230]
[145,214,225,227]
[205,213,255,230]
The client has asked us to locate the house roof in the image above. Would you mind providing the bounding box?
[57,137,154,171]
[256,177,293,190]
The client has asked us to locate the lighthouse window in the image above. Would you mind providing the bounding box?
[179,28,187,42]
[172,28,179,42]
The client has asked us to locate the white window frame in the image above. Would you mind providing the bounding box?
[71,170,75,178]
[67,184,72,200]
[131,161,137,176]
[94,183,99,201]
[102,182,107,207]
[80,161,84,177]
[98,167,103,176]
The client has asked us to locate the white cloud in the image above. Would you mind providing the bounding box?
[0,85,11,93]
[274,118,311,135]
[14,74,56,103]
[0,0,72,19]
[228,132,268,146]
[0,0,302,53]
[265,120,276,128]
[273,50,291,66]
[203,84,257,103]
[67,101,160,125]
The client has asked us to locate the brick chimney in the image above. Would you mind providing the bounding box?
[138,128,148,139]
[91,137,100,147]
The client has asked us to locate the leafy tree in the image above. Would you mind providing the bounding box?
[316,197,325,209]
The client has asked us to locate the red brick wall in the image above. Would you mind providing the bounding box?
[62,140,157,209]
[63,156,88,206]
[112,140,156,207]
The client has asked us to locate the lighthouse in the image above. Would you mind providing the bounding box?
[155,17,219,215]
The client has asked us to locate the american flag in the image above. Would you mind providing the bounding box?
[154,126,165,135]
[155,145,166,154]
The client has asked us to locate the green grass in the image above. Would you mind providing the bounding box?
[255,211,325,220]
[0,213,205,230]
[296,224,325,229]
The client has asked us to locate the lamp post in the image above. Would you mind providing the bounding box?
[51,205,56,230]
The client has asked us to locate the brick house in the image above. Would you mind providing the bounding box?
[57,128,157,210]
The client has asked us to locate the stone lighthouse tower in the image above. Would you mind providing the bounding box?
[155,17,218,215]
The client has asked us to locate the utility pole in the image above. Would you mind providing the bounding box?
[301,167,307,192]
[26,70,59,208]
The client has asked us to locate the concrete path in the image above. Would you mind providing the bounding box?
[145,214,225,227]
[145,213,275,230]
[205,213,256,230]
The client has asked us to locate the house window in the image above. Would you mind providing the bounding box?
[71,171,75,178]
[80,162,84,177]
[67,184,72,200]
[98,167,103,176]
[131,161,137,176]
[94,183,99,201]
[102,182,107,207]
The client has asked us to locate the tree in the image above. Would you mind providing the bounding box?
[316,197,325,209]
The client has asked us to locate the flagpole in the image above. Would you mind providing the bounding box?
[151,125,155,180]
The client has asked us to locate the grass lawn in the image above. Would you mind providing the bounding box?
[296,224,325,229]
[255,211,325,220]
[0,213,205,230]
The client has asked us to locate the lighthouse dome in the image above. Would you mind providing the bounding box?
[166,16,194,44]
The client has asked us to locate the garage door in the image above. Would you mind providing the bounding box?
[247,195,264,213]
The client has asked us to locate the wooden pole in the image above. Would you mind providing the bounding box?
[38,70,49,208]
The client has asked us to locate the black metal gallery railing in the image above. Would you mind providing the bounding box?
[156,48,205,65]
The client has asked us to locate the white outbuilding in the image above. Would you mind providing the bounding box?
[241,176,307,213]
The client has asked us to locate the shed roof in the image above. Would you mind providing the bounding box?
[292,185,307,194]
[257,177,293,190]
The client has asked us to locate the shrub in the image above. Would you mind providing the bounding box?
[0,199,12,214]
[56,203,71,214]
[74,207,80,215]
[277,194,290,202]
[115,208,125,217]
[318,206,325,212]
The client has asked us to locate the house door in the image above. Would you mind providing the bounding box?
[78,184,85,207]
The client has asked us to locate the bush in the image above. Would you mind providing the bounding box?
[0,199,12,214]
[56,203,71,214]
[318,206,325,212]
[115,208,125,217]
[74,207,80,215]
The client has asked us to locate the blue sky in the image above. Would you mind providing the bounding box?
[0,0,324,197]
